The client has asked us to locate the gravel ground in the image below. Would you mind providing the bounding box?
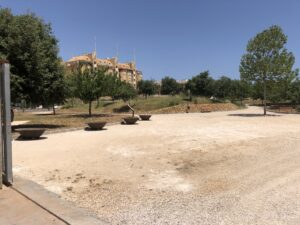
[13,106,300,224]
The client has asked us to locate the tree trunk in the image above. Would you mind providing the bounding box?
[127,103,135,117]
[53,104,56,115]
[88,101,92,117]
[263,80,267,115]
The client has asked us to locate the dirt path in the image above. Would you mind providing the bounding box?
[13,106,300,224]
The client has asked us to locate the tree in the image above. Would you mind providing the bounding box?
[72,66,108,117]
[137,80,156,98]
[161,76,179,95]
[42,68,67,115]
[153,82,161,95]
[106,72,121,101]
[229,80,250,102]
[287,78,300,104]
[213,76,233,99]
[117,81,137,102]
[186,71,214,96]
[0,8,64,105]
[240,25,297,115]
[267,70,299,103]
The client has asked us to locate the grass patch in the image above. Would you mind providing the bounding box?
[14,95,226,131]
[14,111,125,131]
[60,96,187,114]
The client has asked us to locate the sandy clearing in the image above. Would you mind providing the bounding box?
[13,106,300,224]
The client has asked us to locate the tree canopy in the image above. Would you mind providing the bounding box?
[116,81,137,102]
[240,25,297,114]
[137,80,157,97]
[185,71,214,97]
[71,66,108,116]
[161,76,180,95]
[0,8,64,106]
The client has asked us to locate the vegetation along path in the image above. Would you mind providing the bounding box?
[13,106,300,225]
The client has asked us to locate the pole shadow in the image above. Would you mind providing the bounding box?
[227,113,280,117]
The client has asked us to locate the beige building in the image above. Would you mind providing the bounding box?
[65,52,142,88]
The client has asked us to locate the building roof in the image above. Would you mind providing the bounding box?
[118,63,131,70]
[67,55,92,63]
[95,59,113,67]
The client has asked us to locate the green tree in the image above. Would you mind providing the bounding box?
[117,81,137,102]
[106,72,121,101]
[161,76,179,95]
[240,25,297,115]
[267,71,299,103]
[213,76,233,99]
[137,80,156,98]
[0,8,64,105]
[287,79,300,104]
[153,82,161,95]
[186,71,214,96]
[230,80,251,102]
[72,66,108,117]
[42,68,67,115]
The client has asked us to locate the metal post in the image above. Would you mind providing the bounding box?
[0,64,2,189]
[1,63,13,185]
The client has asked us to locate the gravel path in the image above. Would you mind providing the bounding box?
[13,106,300,224]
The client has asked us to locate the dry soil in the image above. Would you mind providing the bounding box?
[13,106,300,225]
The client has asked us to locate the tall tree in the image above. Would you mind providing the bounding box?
[106,72,121,101]
[161,76,179,95]
[240,25,297,115]
[186,71,214,97]
[72,66,108,117]
[213,76,233,99]
[287,78,300,104]
[42,66,67,115]
[117,81,137,102]
[0,8,64,105]
[137,80,156,98]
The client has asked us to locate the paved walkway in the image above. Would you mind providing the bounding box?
[12,120,30,126]
[0,177,106,225]
[0,186,66,225]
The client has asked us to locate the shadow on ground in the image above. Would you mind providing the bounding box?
[84,127,108,131]
[102,101,115,107]
[34,113,56,116]
[228,113,280,117]
[15,137,48,141]
[12,124,65,130]
[113,105,130,113]
[65,113,114,118]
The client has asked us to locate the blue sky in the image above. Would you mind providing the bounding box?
[1,0,300,80]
